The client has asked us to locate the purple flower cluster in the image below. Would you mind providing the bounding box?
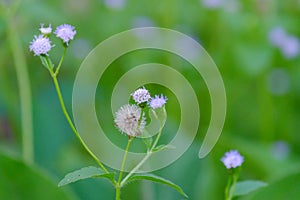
[29,23,76,56]
[29,35,54,56]
[149,95,168,109]
[269,26,300,59]
[131,87,168,109]
[54,24,76,46]
[221,150,244,169]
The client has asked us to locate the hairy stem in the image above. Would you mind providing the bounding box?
[116,137,133,200]
[45,58,111,179]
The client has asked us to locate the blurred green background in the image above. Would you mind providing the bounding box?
[0,0,300,199]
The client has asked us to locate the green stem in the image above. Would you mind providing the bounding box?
[115,185,121,200]
[120,151,152,187]
[45,59,110,177]
[54,47,67,76]
[228,172,239,200]
[116,137,133,200]
[120,125,164,187]
[5,8,34,164]
[225,174,232,200]
[118,137,133,184]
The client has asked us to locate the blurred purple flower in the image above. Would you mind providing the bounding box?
[202,0,223,9]
[269,27,287,47]
[132,16,155,28]
[280,35,300,59]
[271,141,290,160]
[269,26,300,59]
[266,68,290,96]
[54,24,76,45]
[29,35,54,56]
[104,0,126,9]
[221,150,244,169]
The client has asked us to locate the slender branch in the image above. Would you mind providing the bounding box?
[120,114,164,187]
[225,173,232,200]
[54,47,67,76]
[118,137,133,184]
[120,151,152,187]
[45,59,111,179]
[116,137,133,200]
[5,8,34,164]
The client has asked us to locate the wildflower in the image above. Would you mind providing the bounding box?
[29,35,54,56]
[114,104,146,137]
[39,23,52,35]
[54,24,76,45]
[221,150,244,169]
[149,94,167,109]
[131,87,151,104]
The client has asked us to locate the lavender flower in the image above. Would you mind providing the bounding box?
[29,35,54,56]
[131,87,151,104]
[54,24,76,45]
[221,150,244,169]
[39,23,52,35]
[149,94,168,109]
[114,104,146,137]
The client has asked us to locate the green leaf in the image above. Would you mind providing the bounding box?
[127,174,188,198]
[141,129,153,150]
[249,172,300,200]
[0,153,76,200]
[58,166,114,187]
[151,106,167,127]
[152,144,176,152]
[233,180,267,197]
[39,55,54,69]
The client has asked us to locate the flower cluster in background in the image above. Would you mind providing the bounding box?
[269,26,300,59]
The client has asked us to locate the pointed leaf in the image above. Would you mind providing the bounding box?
[39,55,54,69]
[127,174,188,198]
[141,129,153,150]
[152,144,176,152]
[58,166,114,187]
[233,180,268,197]
[151,106,167,127]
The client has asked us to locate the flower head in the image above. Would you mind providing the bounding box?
[221,150,244,169]
[131,87,151,104]
[39,23,52,35]
[149,94,167,109]
[54,24,76,45]
[114,104,146,137]
[29,35,54,56]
